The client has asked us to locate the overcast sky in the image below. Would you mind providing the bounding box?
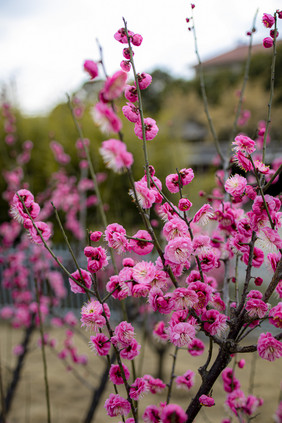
[1,0,281,115]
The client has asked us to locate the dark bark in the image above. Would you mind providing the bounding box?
[185,347,231,422]
[83,352,115,423]
[0,319,35,423]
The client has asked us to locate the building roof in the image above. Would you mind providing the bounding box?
[194,41,281,70]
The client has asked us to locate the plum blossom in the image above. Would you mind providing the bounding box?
[89,333,111,356]
[129,180,156,209]
[257,332,282,361]
[224,174,247,198]
[134,118,159,141]
[269,303,282,328]
[83,60,99,79]
[100,139,133,173]
[102,70,127,101]
[129,377,149,400]
[202,309,228,336]
[92,102,122,133]
[104,393,131,417]
[175,370,195,390]
[193,204,214,225]
[168,322,195,347]
[109,363,130,385]
[162,217,189,241]
[187,338,205,356]
[129,230,154,255]
[161,404,187,423]
[80,299,108,331]
[69,269,92,294]
[132,261,156,284]
[164,236,193,265]
[199,395,215,407]
[84,246,109,273]
[232,134,256,155]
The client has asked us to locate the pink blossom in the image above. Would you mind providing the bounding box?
[105,223,128,251]
[104,393,131,417]
[198,249,220,272]
[259,227,282,251]
[245,298,268,318]
[222,368,240,393]
[269,303,282,328]
[90,231,103,242]
[84,246,109,273]
[163,217,189,241]
[270,28,279,38]
[24,220,52,245]
[106,275,130,300]
[100,139,133,173]
[120,60,131,72]
[125,85,138,102]
[178,198,192,211]
[242,246,264,268]
[80,299,108,331]
[164,236,193,265]
[225,174,247,198]
[168,322,195,347]
[114,27,134,44]
[247,290,263,299]
[175,370,195,390]
[129,230,154,255]
[257,332,282,361]
[193,204,214,226]
[153,321,169,342]
[143,374,166,393]
[69,268,92,294]
[89,333,111,356]
[254,159,270,174]
[122,102,140,122]
[11,189,40,222]
[83,60,98,79]
[136,72,152,90]
[202,309,228,336]
[262,13,275,28]
[129,377,149,400]
[129,180,156,209]
[225,389,246,416]
[199,394,215,407]
[187,338,205,356]
[161,404,187,423]
[119,339,141,360]
[92,102,122,133]
[171,287,198,310]
[234,150,253,171]
[149,287,175,314]
[232,134,256,155]
[132,261,156,284]
[134,118,159,141]
[132,33,143,46]
[143,405,161,423]
[102,70,127,101]
[109,363,130,385]
[263,37,274,48]
[188,281,213,309]
[113,321,135,347]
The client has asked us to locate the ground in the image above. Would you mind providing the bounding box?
[1,322,281,423]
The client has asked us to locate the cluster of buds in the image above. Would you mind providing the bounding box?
[262,11,281,48]
[114,27,143,73]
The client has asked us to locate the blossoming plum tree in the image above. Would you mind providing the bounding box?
[2,5,282,423]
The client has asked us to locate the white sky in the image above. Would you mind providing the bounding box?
[1,0,281,115]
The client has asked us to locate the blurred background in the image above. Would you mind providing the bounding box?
[1,0,282,231]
